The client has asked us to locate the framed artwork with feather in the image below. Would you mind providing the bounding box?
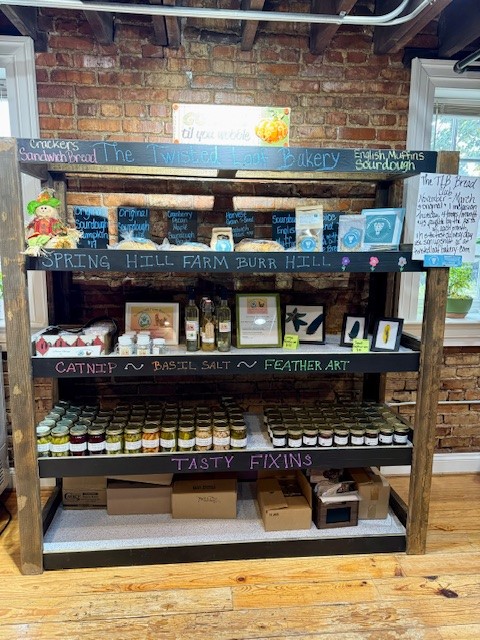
[370,317,403,352]
[285,305,326,344]
[340,314,368,347]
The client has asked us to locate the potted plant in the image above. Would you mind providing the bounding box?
[446,263,475,318]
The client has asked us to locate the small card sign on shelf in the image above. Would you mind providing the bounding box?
[117,207,150,239]
[225,211,255,242]
[74,206,109,249]
[167,210,198,246]
[272,211,295,249]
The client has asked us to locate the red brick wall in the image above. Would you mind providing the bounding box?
[4,6,479,453]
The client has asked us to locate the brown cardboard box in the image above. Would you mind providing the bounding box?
[106,474,173,486]
[257,471,312,532]
[62,476,107,509]
[172,477,237,519]
[348,467,390,519]
[107,481,172,515]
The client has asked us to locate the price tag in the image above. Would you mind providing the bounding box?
[352,338,369,353]
[283,334,299,350]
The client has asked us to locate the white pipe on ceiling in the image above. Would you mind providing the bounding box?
[0,0,436,28]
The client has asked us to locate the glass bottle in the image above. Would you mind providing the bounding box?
[201,299,216,352]
[69,425,88,456]
[50,425,70,457]
[216,298,231,352]
[36,425,51,458]
[185,295,200,352]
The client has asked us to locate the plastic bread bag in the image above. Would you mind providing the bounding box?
[108,230,160,250]
[234,239,285,252]
[159,238,212,251]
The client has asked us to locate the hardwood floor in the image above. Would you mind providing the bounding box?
[0,474,479,640]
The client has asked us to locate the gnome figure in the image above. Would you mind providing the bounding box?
[25,188,81,255]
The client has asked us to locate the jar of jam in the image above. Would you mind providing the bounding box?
[365,427,379,446]
[287,427,302,448]
[271,426,287,448]
[142,425,160,453]
[379,425,394,445]
[36,425,51,457]
[195,424,213,451]
[350,428,365,446]
[302,427,318,448]
[50,425,70,457]
[160,426,176,452]
[393,426,410,445]
[318,427,334,447]
[69,425,88,456]
[177,426,195,451]
[105,427,123,455]
[87,426,106,455]
[333,427,349,447]
[124,426,142,453]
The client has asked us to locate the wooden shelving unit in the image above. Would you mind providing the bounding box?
[0,138,458,574]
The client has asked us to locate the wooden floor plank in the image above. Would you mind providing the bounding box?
[374,574,480,600]
[438,624,480,639]
[398,551,480,577]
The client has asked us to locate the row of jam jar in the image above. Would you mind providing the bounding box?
[266,423,410,448]
[37,421,249,457]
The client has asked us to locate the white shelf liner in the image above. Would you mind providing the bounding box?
[44,483,405,555]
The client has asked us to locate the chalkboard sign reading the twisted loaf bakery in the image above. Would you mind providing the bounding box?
[74,206,109,249]
[167,210,198,246]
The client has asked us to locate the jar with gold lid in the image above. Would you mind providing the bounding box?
[70,424,88,456]
[36,425,51,457]
[195,424,213,451]
[177,426,195,452]
[142,424,160,453]
[50,425,70,457]
[333,427,349,447]
[318,427,333,447]
[124,426,142,453]
[160,425,177,452]
[105,427,123,455]
[230,424,247,450]
[213,421,230,451]
[87,426,106,455]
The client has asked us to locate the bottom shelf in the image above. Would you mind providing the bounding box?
[43,484,406,570]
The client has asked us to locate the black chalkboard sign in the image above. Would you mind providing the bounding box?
[74,206,109,249]
[323,212,340,252]
[272,211,295,249]
[117,207,150,239]
[17,139,438,176]
[167,210,198,246]
[225,211,255,241]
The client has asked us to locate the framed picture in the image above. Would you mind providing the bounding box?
[285,305,326,344]
[125,302,180,345]
[371,317,404,352]
[236,294,282,348]
[361,207,405,251]
[340,314,368,347]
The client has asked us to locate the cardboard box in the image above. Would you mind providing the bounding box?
[172,477,237,519]
[314,496,359,529]
[62,476,107,509]
[348,467,390,519]
[106,474,173,486]
[107,480,172,515]
[34,322,115,357]
[257,471,312,532]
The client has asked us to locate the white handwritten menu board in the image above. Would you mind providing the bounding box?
[412,173,480,261]
[74,206,109,249]
[167,210,198,246]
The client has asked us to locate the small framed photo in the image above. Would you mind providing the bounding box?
[340,314,368,347]
[371,317,404,352]
[285,305,326,344]
[125,302,180,345]
[236,294,282,348]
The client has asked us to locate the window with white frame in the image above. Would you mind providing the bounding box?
[400,59,480,341]
[0,37,48,346]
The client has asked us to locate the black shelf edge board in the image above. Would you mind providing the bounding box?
[38,445,413,477]
[32,350,420,379]
[17,139,437,176]
[25,249,425,273]
[42,485,62,535]
[43,534,406,571]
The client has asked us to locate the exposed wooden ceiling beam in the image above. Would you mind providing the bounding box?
[84,11,114,45]
[240,0,265,52]
[438,0,480,57]
[151,0,181,48]
[310,0,357,56]
[373,0,454,55]
[0,6,46,50]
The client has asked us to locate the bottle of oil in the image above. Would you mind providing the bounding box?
[185,292,200,352]
[201,299,216,352]
[216,297,231,352]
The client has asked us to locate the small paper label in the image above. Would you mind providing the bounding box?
[352,338,369,353]
[283,334,300,350]
[424,254,463,267]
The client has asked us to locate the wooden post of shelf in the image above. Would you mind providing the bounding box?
[407,150,459,555]
[0,139,43,573]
